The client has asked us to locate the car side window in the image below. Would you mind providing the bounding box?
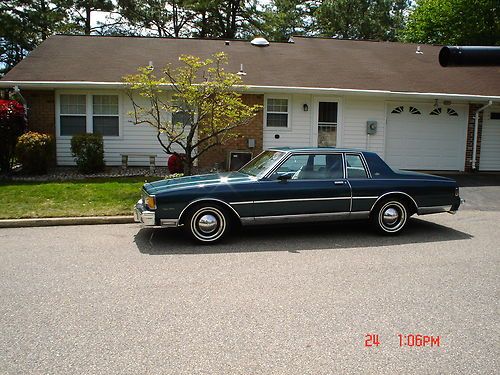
[346,154,368,179]
[275,154,343,180]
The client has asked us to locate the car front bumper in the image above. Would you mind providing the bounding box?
[134,200,156,226]
[134,200,179,228]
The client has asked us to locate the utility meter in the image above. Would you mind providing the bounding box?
[367,121,377,135]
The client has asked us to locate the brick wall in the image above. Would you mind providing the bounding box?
[465,103,484,171]
[22,90,56,163]
[197,94,264,171]
[22,90,56,136]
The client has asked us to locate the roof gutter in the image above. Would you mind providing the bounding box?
[472,100,493,170]
[0,81,499,102]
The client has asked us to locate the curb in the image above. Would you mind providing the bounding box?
[0,216,135,228]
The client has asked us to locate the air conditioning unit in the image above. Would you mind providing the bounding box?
[228,151,252,171]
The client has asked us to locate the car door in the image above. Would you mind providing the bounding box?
[344,153,378,216]
[251,152,351,219]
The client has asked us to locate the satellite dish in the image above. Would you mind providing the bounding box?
[250,37,270,47]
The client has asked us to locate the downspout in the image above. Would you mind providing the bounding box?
[472,100,493,170]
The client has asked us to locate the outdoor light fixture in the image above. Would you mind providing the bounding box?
[303,103,309,111]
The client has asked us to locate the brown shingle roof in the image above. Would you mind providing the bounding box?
[2,35,499,97]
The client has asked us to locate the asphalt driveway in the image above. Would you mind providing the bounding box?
[1,207,499,374]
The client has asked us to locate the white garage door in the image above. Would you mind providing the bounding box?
[386,103,466,171]
[479,110,500,171]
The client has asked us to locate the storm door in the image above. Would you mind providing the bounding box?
[317,101,338,147]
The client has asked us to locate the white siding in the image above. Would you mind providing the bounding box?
[263,94,314,149]
[56,90,183,166]
[479,107,500,171]
[263,94,387,156]
[341,97,386,157]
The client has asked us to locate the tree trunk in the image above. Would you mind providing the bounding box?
[85,5,91,35]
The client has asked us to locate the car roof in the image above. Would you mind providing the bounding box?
[268,147,373,155]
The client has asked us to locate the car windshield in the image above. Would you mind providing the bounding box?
[239,150,284,177]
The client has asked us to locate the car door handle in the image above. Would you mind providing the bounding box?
[334,181,345,185]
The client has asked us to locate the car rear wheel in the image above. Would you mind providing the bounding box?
[184,204,231,244]
[371,199,408,235]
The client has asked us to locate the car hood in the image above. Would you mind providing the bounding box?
[143,172,256,195]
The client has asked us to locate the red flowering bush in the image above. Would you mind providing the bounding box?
[0,99,26,172]
[16,132,53,174]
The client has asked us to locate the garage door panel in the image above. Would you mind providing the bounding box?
[479,110,500,171]
[386,104,466,171]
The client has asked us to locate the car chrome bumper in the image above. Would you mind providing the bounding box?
[134,201,156,226]
[134,200,178,228]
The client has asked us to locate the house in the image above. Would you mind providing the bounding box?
[1,35,499,172]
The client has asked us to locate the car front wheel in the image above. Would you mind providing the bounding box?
[184,204,230,244]
[371,199,408,235]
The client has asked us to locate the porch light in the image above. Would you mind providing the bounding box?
[303,103,309,111]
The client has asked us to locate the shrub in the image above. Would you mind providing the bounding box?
[167,153,185,174]
[16,132,53,174]
[70,133,105,173]
[0,99,26,172]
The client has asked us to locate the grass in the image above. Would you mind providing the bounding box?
[0,177,162,219]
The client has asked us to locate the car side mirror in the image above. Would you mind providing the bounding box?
[277,174,292,182]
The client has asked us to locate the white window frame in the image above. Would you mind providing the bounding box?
[264,95,291,129]
[55,91,123,139]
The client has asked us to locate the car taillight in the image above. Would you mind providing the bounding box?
[455,187,459,197]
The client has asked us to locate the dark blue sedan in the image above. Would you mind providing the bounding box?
[134,148,462,243]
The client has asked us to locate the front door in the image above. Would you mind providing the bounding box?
[317,101,338,147]
[253,153,351,219]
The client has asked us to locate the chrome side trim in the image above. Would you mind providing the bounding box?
[370,191,418,212]
[353,196,378,200]
[417,205,453,215]
[256,196,349,204]
[346,179,353,212]
[253,212,350,225]
[240,211,371,226]
[178,198,242,224]
[230,201,253,206]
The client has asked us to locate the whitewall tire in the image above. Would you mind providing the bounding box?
[372,199,408,235]
[185,204,230,244]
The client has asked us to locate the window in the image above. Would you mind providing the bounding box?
[490,112,500,120]
[409,106,421,114]
[60,95,86,136]
[172,101,193,127]
[345,154,368,179]
[58,94,120,137]
[447,108,458,116]
[391,106,404,114]
[430,107,442,115]
[266,98,289,127]
[275,153,343,180]
[93,95,119,136]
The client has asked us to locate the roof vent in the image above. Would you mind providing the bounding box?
[251,37,269,47]
[416,45,423,54]
[288,36,295,43]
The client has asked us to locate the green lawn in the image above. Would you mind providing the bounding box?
[0,177,161,219]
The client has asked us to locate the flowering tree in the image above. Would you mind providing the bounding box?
[0,99,26,172]
[124,52,261,175]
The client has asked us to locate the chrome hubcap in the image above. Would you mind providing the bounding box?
[382,208,399,225]
[198,214,218,233]
[190,207,226,242]
[378,201,407,233]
